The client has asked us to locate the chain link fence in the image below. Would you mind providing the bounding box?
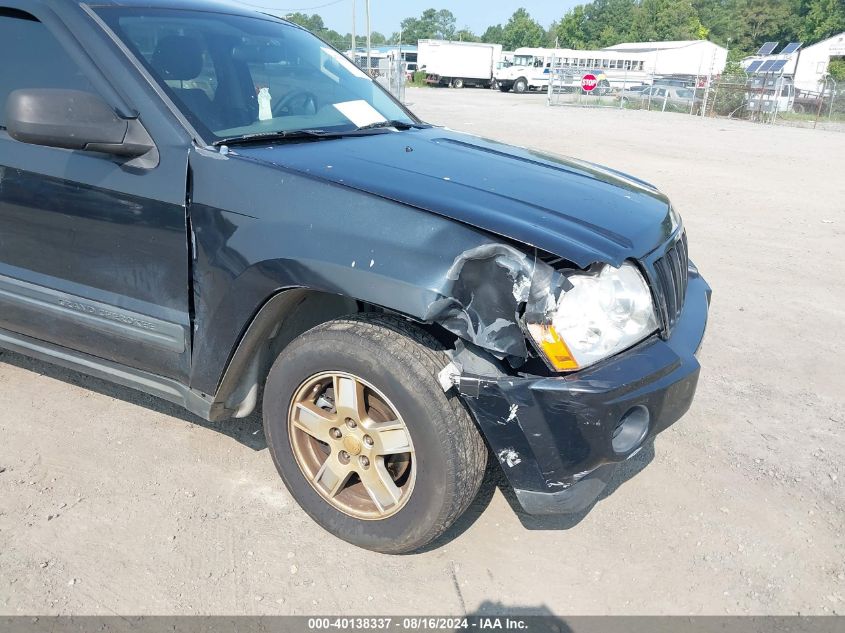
[354,56,407,103]
[545,60,844,131]
[547,63,709,115]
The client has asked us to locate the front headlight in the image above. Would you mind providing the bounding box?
[526,262,658,372]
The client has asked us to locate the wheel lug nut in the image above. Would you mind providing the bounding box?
[359,455,370,468]
[339,450,350,463]
[345,418,357,429]
[363,435,374,447]
[330,427,342,439]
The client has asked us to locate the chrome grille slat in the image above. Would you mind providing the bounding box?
[651,231,689,334]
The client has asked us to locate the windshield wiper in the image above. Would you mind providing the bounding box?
[213,129,340,147]
[354,120,429,131]
[213,121,430,147]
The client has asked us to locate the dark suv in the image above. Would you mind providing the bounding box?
[0,0,710,553]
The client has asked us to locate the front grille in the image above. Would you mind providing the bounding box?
[651,232,689,333]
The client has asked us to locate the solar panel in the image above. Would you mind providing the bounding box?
[781,42,802,54]
[746,60,763,72]
[770,59,787,72]
[759,60,777,72]
[757,41,779,55]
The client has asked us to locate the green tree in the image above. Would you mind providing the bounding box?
[550,7,590,48]
[398,8,457,42]
[481,24,506,44]
[828,59,845,81]
[582,0,638,46]
[285,12,324,32]
[434,9,458,39]
[629,0,707,41]
[500,8,547,49]
[799,0,845,42]
[286,12,350,50]
[455,28,480,42]
[691,0,735,46]
[725,0,796,53]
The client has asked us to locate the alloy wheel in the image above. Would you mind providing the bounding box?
[287,371,416,520]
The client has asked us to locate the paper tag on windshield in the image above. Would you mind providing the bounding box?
[333,100,387,128]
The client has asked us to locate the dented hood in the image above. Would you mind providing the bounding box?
[231,127,675,267]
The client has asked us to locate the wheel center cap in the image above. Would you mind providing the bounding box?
[342,435,362,456]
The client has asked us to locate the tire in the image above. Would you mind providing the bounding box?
[513,77,528,94]
[262,314,487,554]
[452,78,464,89]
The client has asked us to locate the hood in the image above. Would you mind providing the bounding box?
[230,127,675,267]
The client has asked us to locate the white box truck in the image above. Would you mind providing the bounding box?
[418,40,503,89]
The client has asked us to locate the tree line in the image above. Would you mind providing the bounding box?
[286,0,844,59]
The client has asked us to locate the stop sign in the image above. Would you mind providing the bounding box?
[581,73,598,92]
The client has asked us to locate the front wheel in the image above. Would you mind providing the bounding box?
[513,78,528,94]
[262,315,488,554]
[451,78,464,89]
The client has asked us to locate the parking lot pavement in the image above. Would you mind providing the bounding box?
[1,87,843,616]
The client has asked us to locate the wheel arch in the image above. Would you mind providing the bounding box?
[207,287,457,421]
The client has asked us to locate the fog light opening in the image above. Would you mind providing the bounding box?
[612,406,650,454]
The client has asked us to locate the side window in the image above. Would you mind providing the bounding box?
[0,10,96,128]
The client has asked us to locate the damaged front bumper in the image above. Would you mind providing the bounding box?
[455,268,711,515]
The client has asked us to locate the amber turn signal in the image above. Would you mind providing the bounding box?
[526,323,579,371]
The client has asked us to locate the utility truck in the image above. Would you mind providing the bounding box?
[418,39,502,89]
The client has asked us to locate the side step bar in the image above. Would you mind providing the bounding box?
[0,326,214,420]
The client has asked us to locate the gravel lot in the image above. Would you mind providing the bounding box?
[1,87,843,616]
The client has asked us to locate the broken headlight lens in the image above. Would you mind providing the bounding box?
[527,262,658,372]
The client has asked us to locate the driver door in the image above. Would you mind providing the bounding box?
[0,4,192,382]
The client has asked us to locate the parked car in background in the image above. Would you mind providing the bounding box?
[0,0,710,554]
[620,84,701,112]
[621,83,651,94]
[653,77,695,88]
[404,61,418,81]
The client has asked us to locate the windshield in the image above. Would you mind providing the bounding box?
[96,8,415,142]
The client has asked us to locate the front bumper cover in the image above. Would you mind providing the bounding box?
[456,268,711,515]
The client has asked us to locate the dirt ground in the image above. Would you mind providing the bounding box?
[1,87,843,616]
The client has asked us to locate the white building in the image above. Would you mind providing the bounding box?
[741,33,845,93]
[603,40,727,77]
[792,33,844,92]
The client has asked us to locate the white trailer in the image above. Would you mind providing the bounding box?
[418,40,503,89]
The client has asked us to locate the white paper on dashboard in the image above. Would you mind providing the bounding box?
[333,100,387,127]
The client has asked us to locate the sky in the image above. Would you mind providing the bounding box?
[235,0,579,36]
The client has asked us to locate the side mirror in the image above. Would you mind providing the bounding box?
[5,89,158,167]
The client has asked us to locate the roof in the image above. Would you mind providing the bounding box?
[83,0,282,19]
[804,31,845,52]
[604,40,724,52]
[373,45,417,53]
